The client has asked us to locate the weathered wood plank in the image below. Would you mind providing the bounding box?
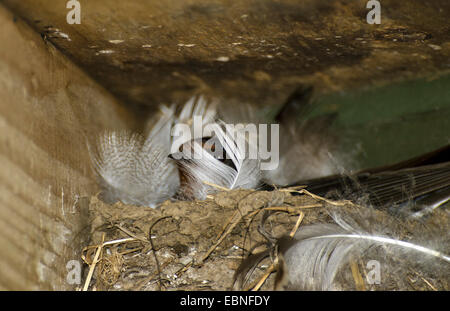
[3,0,450,120]
[0,5,135,290]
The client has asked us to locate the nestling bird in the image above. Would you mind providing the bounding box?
[90,95,262,205]
[90,89,450,217]
[90,96,215,207]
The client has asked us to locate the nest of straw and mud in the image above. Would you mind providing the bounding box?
[80,187,449,291]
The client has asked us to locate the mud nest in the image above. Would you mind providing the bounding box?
[80,187,449,291]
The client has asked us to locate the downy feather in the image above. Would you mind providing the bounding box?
[90,131,179,207]
[278,207,450,290]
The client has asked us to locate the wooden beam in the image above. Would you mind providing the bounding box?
[0,4,135,290]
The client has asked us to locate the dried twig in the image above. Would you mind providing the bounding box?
[148,216,172,290]
[116,224,149,243]
[289,212,305,238]
[250,264,275,291]
[83,233,105,291]
[281,188,352,206]
[203,180,231,191]
[248,211,305,291]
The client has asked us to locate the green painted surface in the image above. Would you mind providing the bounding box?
[308,75,450,169]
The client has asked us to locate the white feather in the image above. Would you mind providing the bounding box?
[280,209,450,290]
[90,131,179,208]
[178,95,217,126]
[149,95,217,152]
[146,104,176,148]
[173,122,262,200]
[211,122,261,189]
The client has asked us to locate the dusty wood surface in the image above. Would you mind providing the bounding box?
[3,0,450,122]
[0,5,134,290]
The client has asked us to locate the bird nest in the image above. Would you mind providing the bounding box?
[80,187,449,291]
